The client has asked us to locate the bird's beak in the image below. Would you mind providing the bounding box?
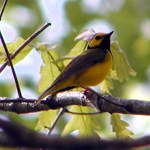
[107,31,114,37]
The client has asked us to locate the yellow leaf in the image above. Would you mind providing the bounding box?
[101,41,136,93]
[101,77,114,94]
[35,110,59,131]
[68,40,88,56]
[37,44,65,93]
[62,106,100,137]
[64,40,88,65]
[111,41,136,81]
[0,37,31,64]
[111,113,134,139]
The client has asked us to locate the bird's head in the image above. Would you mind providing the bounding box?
[88,31,114,50]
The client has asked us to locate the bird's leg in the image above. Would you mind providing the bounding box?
[82,87,125,108]
[82,87,98,95]
[46,94,57,105]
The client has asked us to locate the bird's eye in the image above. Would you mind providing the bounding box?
[95,35,101,40]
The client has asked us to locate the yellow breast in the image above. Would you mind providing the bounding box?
[75,51,112,87]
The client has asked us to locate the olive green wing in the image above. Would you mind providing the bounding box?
[51,48,106,87]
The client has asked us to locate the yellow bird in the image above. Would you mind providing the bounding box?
[33,31,113,106]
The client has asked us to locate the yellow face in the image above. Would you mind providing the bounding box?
[88,33,107,48]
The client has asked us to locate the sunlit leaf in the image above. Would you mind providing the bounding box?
[101,41,136,93]
[35,110,59,131]
[37,43,65,93]
[68,40,88,56]
[62,106,101,137]
[111,41,136,81]
[0,37,31,64]
[36,42,58,52]
[101,77,114,94]
[111,113,134,139]
[64,40,88,65]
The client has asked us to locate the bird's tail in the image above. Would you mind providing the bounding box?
[32,87,52,107]
[33,76,76,107]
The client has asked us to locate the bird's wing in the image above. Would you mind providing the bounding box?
[51,48,106,87]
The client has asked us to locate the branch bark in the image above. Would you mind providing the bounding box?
[0,91,150,115]
[0,118,149,149]
[0,91,150,149]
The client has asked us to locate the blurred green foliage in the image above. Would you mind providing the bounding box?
[2,0,43,38]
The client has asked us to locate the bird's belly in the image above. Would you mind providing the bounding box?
[76,52,112,87]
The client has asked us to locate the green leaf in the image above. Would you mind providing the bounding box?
[35,110,59,131]
[0,37,31,64]
[62,106,101,137]
[111,41,136,81]
[101,41,136,93]
[68,40,88,56]
[111,113,134,139]
[64,40,88,65]
[37,43,65,93]
[101,77,114,94]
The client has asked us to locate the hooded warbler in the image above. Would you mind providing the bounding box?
[33,31,113,106]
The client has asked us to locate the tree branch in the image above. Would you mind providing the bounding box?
[0,118,149,149]
[0,0,8,20]
[0,31,23,98]
[0,22,51,73]
[0,91,150,115]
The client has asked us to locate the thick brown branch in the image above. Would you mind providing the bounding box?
[0,91,150,115]
[0,118,149,149]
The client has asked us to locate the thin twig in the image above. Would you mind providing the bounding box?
[65,108,101,115]
[0,31,22,98]
[0,22,51,73]
[0,0,8,20]
[47,108,66,136]
[48,51,62,72]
